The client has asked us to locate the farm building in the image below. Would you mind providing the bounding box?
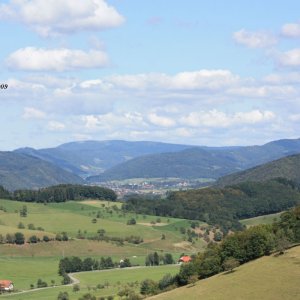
[178,255,192,264]
[0,280,14,292]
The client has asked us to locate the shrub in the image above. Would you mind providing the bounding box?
[57,291,69,300]
[28,235,38,243]
[127,218,136,225]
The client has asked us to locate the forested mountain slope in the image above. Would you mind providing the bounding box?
[217,153,300,187]
[0,152,83,190]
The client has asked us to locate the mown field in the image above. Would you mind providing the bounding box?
[0,198,203,296]
[149,246,300,300]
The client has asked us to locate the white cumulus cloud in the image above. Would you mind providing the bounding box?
[148,113,176,127]
[233,29,277,48]
[281,22,300,38]
[23,107,46,119]
[6,47,109,71]
[276,49,300,67]
[47,121,66,131]
[180,110,275,128]
[0,0,124,36]
[107,70,239,91]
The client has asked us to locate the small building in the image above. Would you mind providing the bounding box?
[0,280,14,292]
[178,255,192,264]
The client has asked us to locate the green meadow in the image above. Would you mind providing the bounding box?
[0,265,179,300]
[0,198,202,298]
[240,212,282,227]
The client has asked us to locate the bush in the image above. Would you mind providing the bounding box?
[28,235,38,243]
[127,218,136,225]
[222,257,240,272]
[15,232,25,245]
[73,284,80,292]
[140,279,159,295]
[18,222,25,229]
[43,235,50,242]
[57,291,69,300]
[37,278,47,288]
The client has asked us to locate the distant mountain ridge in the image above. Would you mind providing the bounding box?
[0,152,83,191]
[15,140,191,178]
[216,153,300,187]
[9,137,300,186]
[86,138,300,182]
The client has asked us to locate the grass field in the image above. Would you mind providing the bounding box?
[149,246,300,300]
[0,198,204,297]
[0,199,205,250]
[0,265,180,300]
[240,212,282,227]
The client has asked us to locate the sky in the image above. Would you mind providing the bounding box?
[1,0,300,150]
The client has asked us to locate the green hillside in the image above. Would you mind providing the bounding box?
[217,153,300,187]
[0,152,83,191]
[87,138,300,182]
[149,246,300,300]
[87,147,242,182]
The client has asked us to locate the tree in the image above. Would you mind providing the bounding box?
[276,235,291,255]
[163,253,174,265]
[15,232,25,245]
[37,278,47,288]
[120,258,131,268]
[19,205,27,217]
[158,273,175,290]
[140,279,159,295]
[57,291,69,300]
[18,222,25,229]
[43,235,50,242]
[214,231,223,242]
[73,284,80,292]
[78,293,96,300]
[127,218,136,225]
[222,257,240,272]
[5,233,15,244]
[28,235,38,243]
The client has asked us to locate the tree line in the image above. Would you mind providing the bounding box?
[123,178,300,232]
[58,256,132,276]
[0,184,117,203]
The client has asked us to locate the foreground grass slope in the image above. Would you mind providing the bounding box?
[150,246,300,300]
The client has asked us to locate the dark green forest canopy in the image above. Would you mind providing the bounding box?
[123,179,300,231]
[0,184,117,202]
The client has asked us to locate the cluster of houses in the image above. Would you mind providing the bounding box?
[0,280,13,292]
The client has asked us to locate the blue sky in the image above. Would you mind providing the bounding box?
[1,0,300,150]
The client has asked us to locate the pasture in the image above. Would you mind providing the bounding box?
[0,265,180,300]
[0,198,203,297]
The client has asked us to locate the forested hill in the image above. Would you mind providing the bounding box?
[0,152,83,191]
[217,153,300,187]
[87,147,243,182]
[15,140,191,177]
[123,179,300,231]
[87,138,300,182]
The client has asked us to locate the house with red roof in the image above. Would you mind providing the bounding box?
[178,255,192,264]
[0,280,14,292]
